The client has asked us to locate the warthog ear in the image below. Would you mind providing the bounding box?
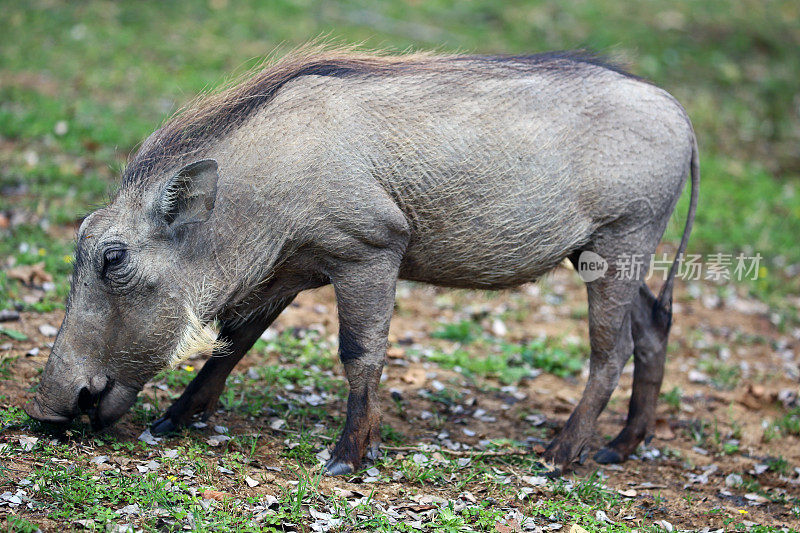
[159,159,219,228]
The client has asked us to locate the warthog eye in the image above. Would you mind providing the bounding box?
[102,248,127,277]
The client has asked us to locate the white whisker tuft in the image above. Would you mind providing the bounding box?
[167,305,228,368]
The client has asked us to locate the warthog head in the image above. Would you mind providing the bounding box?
[25,159,225,428]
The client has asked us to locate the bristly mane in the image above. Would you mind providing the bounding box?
[121,45,635,187]
[462,50,639,79]
[121,45,433,186]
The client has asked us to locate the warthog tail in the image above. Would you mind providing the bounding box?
[657,132,700,313]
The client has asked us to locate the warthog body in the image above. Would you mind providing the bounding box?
[26,48,698,475]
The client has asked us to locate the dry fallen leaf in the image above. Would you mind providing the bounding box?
[569,525,589,533]
[654,418,675,440]
[401,367,426,387]
[495,519,523,533]
[555,390,576,405]
[739,383,769,410]
[6,262,53,285]
[387,346,405,358]
[332,487,365,499]
[745,493,768,504]
[202,490,233,501]
[521,475,547,487]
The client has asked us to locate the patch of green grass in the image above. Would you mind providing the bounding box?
[424,386,465,407]
[513,339,585,378]
[667,155,800,297]
[279,467,323,523]
[397,456,447,485]
[255,329,337,371]
[0,354,18,378]
[155,365,199,391]
[697,358,741,390]
[660,386,682,411]
[742,526,800,533]
[0,404,27,427]
[144,331,344,425]
[429,501,506,531]
[425,337,584,384]
[708,418,741,455]
[766,455,790,476]
[720,440,740,455]
[2,516,41,533]
[766,407,800,439]
[380,423,406,445]
[0,327,27,341]
[727,408,743,440]
[685,418,709,446]
[280,434,320,466]
[738,476,794,506]
[552,470,622,509]
[529,497,637,533]
[128,393,161,427]
[432,319,483,344]
[762,423,781,443]
[427,348,525,384]
[27,459,286,530]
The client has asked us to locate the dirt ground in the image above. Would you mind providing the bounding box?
[2,266,799,530]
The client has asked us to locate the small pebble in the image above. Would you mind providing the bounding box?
[0,310,20,322]
[655,520,674,532]
[39,324,59,337]
[725,473,743,487]
[54,120,69,136]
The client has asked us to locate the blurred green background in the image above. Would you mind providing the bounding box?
[1,0,799,314]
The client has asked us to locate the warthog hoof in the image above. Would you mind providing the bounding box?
[323,443,381,476]
[323,459,354,476]
[594,447,625,464]
[534,460,562,479]
[150,415,178,435]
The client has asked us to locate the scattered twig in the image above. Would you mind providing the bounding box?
[382,445,531,458]
[0,422,31,433]
[236,427,334,441]
[240,428,534,459]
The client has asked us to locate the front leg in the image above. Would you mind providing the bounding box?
[151,296,295,434]
[324,255,400,476]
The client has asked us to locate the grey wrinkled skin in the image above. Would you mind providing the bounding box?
[25,48,699,476]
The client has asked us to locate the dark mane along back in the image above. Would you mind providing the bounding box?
[122,49,417,186]
[468,50,638,78]
[121,47,635,187]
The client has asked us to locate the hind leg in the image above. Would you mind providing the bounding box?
[540,217,673,473]
[540,262,638,473]
[595,283,671,463]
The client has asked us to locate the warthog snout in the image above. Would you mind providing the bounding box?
[25,355,139,429]
[24,395,73,425]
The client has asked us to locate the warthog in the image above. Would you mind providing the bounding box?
[26,47,698,476]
